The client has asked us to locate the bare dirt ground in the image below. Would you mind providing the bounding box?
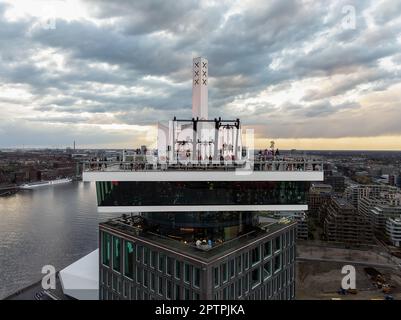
[296,243,401,300]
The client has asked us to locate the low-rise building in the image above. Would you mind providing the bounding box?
[307,184,332,216]
[324,174,345,193]
[271,211,308,240]
[345,185,399,210]
[369,204,401,234]
[386,217,401,247]
[324,197,374,245]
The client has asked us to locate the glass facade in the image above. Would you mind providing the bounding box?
[99,222,296,301]
[142,211,255,243]
[96,181,308,206]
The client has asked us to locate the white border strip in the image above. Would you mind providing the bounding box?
[97,204,308,213]
[83,171,323,182]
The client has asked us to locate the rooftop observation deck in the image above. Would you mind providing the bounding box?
[82,158,324,182]
[100,215,296,264]
[83,157,323,172]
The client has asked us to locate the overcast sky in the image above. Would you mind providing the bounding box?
[0,0,400,150]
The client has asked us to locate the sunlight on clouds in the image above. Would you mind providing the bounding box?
[256,136,401,151]
[0,0,400,149]
[3,0,91,22]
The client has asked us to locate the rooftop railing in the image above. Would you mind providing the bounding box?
[83,158,323,172]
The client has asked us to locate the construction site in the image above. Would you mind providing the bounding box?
[296,242,401,300]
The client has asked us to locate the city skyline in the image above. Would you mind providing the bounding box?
[0,0,401,150]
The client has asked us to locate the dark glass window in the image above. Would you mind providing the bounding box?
[243,274,249,293]
[112,274,117,290]
[96,181,308,207]
[263,261,272,280]
[167,257,173,276]
[236,256,242,274]
[158,277,163,295]
[229,283,235,299]
[150,273,155,291]
[143,211,254,243]
[244,252,249,270]
[184,263,190,283]
[175,261,181,279]
[274,236,281,252]
[251,246,260,265]
[151,251,157,268]
[184,288,190,300]
[112,236,121,272]
[251,267,261,288]
[223,286,228,299]
[193,267,200,288]
[274,255,282,273]
[136,266,142,285]
[124,240,134,279]
[229,259,235,278]
[263,241,272,258]
[158,254,165,273]
[143,270,148,288]
[213,267,219,287]
[136,245,142,262]
[175,284,181,300]
[236,279,242,298]
[193,292,200,300]
[102,232,111,266]
[222,263,228,283]
[143,247,149,265]
[166,280,172,299]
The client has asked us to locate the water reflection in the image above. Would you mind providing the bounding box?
[0,182,115,299]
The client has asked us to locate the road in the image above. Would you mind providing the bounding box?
[297,256,399,269]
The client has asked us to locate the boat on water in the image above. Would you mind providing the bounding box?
[19,178,73,189]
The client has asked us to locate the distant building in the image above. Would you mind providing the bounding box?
[324,174,345,193]
[272,211,309,240]
[307,183,332,215]
[386,217,401,247]
[369,203,401,234]
[359,197,390,222]
[396,175,401,188]
[345,185,399,210]
[324,197,374,245]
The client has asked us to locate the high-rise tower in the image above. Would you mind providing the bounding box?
[79,57,324,301]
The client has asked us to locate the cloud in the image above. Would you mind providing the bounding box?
[0,0,400,148]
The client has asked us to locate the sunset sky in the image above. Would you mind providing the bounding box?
[0,0,400,150]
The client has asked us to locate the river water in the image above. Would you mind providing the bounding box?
[0,181,114,299]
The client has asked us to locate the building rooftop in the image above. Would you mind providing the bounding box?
[100,215,295,264]
[332,197,355,210]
